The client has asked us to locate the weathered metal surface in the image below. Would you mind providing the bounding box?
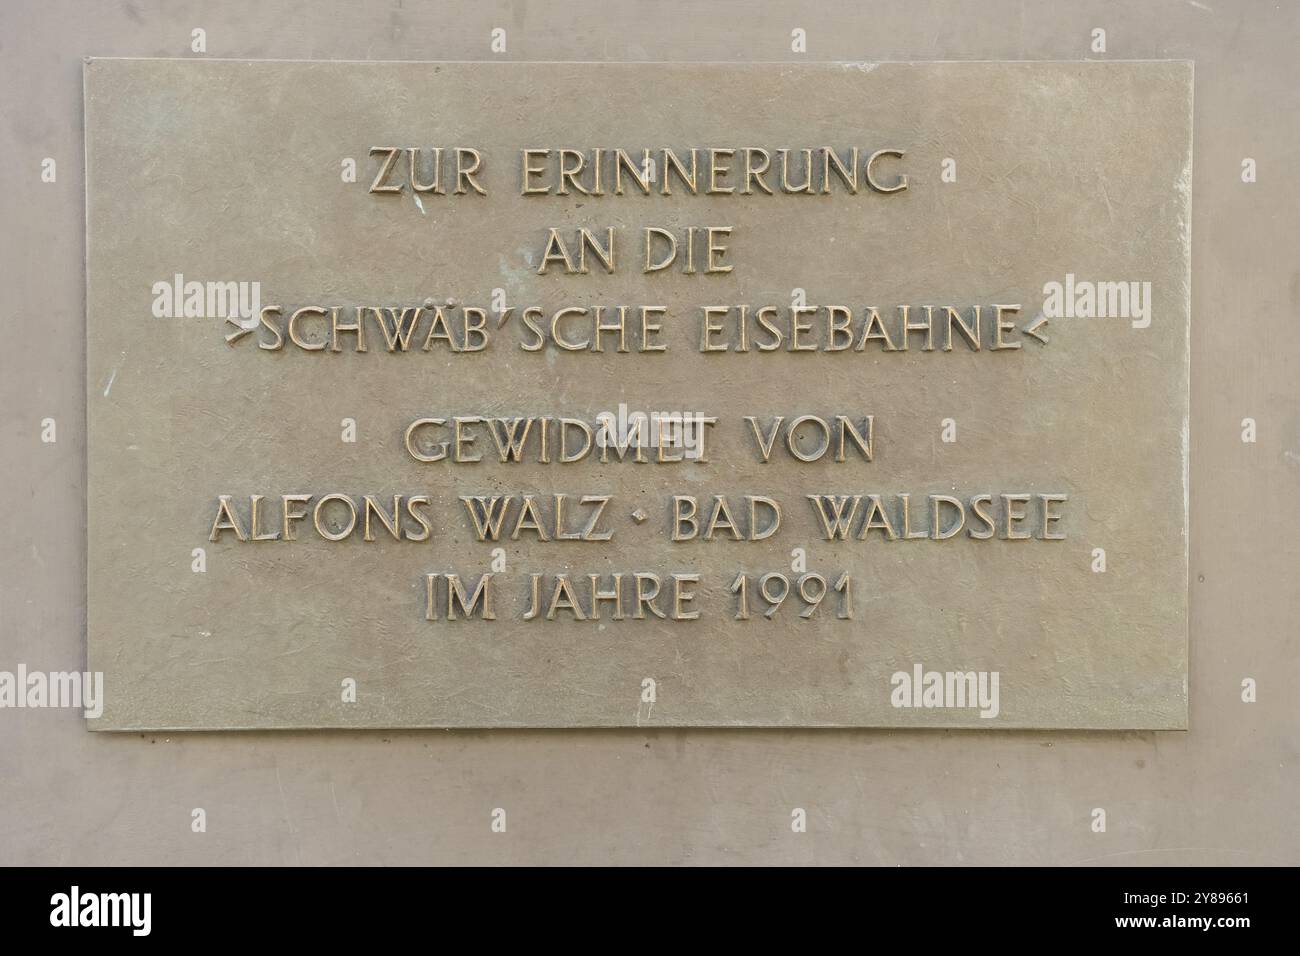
[84,59,1191,729]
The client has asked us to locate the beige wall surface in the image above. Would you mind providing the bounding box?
[1,0,1296,865]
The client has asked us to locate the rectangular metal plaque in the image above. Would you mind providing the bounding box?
[85,59,1191,730]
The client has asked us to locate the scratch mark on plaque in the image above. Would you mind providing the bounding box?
[101,350,125,397]
[275,766,297,834]
[1175,157,1193,254]
[1181,419,1190,547]
[413,192,427,215]
[1097,173,1115,224]
[470,698,509,718]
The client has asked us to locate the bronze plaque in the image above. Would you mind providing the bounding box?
[85,59,1191,730]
